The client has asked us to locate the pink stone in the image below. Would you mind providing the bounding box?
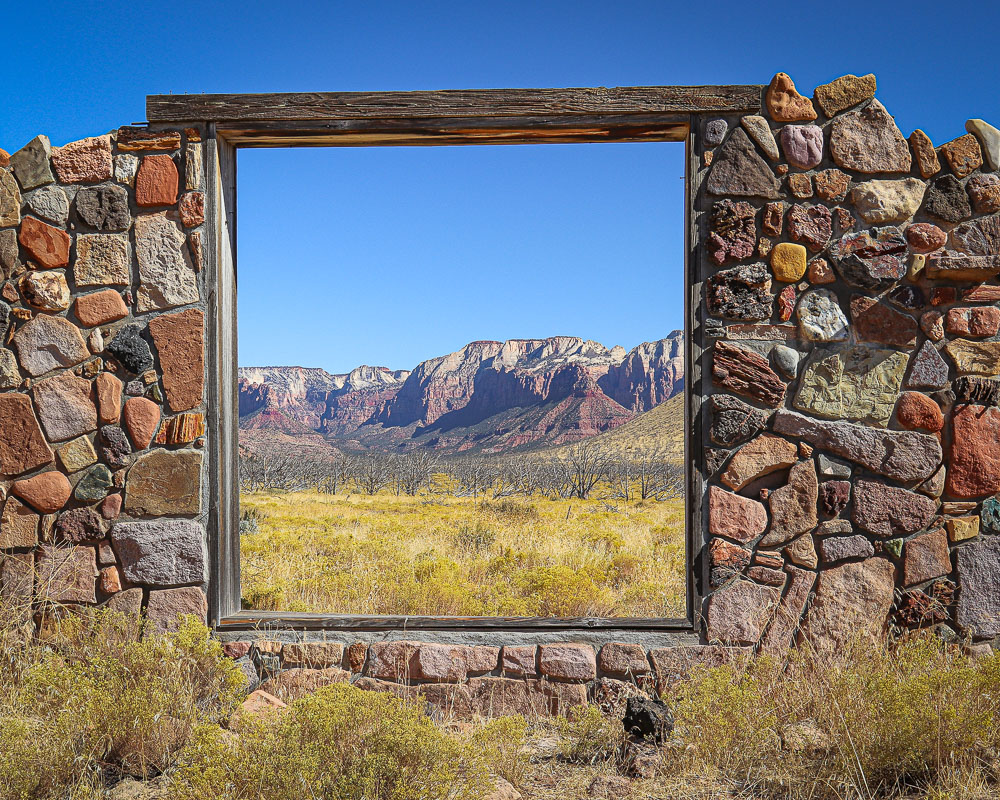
[708,485,768,543]
[948,404,1000,499]
[904,529,951,586]
[780,125,824,170]
[538,643,597,680]
[501,645,537,677]
[51,136,113,183]
[706,579,782,645]
[122,397,161,450]
[144,587,207,637]
[598,643,650,676]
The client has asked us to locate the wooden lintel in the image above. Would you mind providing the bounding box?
[146,85,763,124]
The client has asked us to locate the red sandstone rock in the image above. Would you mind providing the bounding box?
[787,204,832,252]
[706,578,782,645]
[720,435,797,492]
[940,133,983,178]
[814,169,850,201]
[258,668,350,702]
[11,470,72,513]
[122,397,161,450]
[903,529,951,586]
[648,645,749,693]
[19,216,70,268]
[759,565,816,655]
[148,309,204,412]
[762,460,819,547]
[179,192,204,227]
[896,392,944,432]
[946,306,1000,337]
[135,154,178,207]
[539,643,597,680]
[948,404,1000,498]
[709,538,752,587]
[281,642,344,669]
[909,129,941,178]
[222,641,253,659]
[905,223,947,253]
[237,690,287,722]
[37,545,97,604]
[501,645,537,677]
[75,290,128,327]
[348,642,367,672]
[598,643,650,676]
[99,492,122,520]
[850,295,917,347]
[99,565,122,594]
[95,373,123,425]
[765,73,817,122]
[707,486,768,545]
[0,394,54,476]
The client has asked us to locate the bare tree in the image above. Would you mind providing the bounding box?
[565,440,612,500]
[395,450,441,496]
[450,457,494,500]
[352,451,395,495]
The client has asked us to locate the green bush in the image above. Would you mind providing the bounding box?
[169,682,487,800]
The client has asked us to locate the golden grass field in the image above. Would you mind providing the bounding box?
[240,490,686,618]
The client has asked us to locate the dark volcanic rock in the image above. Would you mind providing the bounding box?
[706,127,781,199]
[707,200,756,265]
[107,325,153,374]
[99,425,132,469]
[623,696,673,743]
[75,185,131,231]
[712,341,787,407]
[706,263,774,321]
[709,394,769,447]
[923,175,972,224]
[886,285,925,312]
[55,507,104,544]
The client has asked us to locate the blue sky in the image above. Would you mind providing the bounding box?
[6,0,1000,373]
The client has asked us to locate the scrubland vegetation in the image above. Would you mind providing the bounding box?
[4,606,1000,799]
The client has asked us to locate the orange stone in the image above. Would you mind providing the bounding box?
[0,394,55,476]
[148,309,204,412]
[765,73,817,123]
[99,565,122,594]
[19,216,70,268]
[95,373,123,425]
[122,396,161,450]
[75,290,128,328]
[0,148,9,167]
[135,154,179,207]
[179,192,204,227]
[154,413,205,445]
[11,470,72,513]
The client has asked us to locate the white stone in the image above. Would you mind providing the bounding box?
[114,154,139,186]
[740,115,780,161]
[796,289,849,342]
[967,119,1000,172]
[24,185,69,225]
[850,178,926,224]
[12,314,89,377]
[134,212,200,312]
[88,328,104,354]
[185,144,203,190]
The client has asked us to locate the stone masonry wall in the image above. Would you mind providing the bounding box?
[0,126,209,636]
[5,73,1000,718]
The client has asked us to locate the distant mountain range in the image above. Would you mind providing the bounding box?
[238,332,684,455]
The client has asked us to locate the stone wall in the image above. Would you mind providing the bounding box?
[0,126,209,635]
[4,72,1000,715]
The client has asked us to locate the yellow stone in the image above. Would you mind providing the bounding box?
[907,253,926,281]
[57,436,97,473]
[945,339,1000,376]
[947,516,979,543]
[771,243,808,282]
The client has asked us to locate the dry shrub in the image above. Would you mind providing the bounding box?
[665,632,1000,797]
[0,611,244,799]
[471,715,529,787]
[169,682,488,800]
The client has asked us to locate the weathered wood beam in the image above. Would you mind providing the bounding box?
[146,85,763,123]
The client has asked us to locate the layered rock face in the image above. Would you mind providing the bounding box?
[239,332,683,453]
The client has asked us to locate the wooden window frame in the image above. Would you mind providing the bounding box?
[145,84,763,634]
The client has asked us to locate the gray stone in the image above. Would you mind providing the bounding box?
[906,341,950,390]
[704,119,728,146]
[796,289,849,342]
[950,214,1000,257]
[849,179,926,225]
[74,233,131,286]
[112,519,207,586]
[25,185,69,225]
[32,372,98,442]
[966,119,1000,171]
[829,100,911,174]
[819,535,875,563]
[706,127,780,199]
[12,314,89,377]
[851,479,937,537]
[740,115,780,161]
[917,464,946,499]
[74,464,113,502]
[0,169,21,228]
[0,229,19,277]
[956,537,1000,638]
[106,324,153,374]
[773,409,941,483]
[709,394,769,447]
[706,262,774,321]
[134,212,200,312]
[772,345,799,378]
[817,454,851,479]
[75,184,131,231]
[10,135,55,190]
[0,348,20,389]
[923,175,972,224]
[794,346,907,428]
